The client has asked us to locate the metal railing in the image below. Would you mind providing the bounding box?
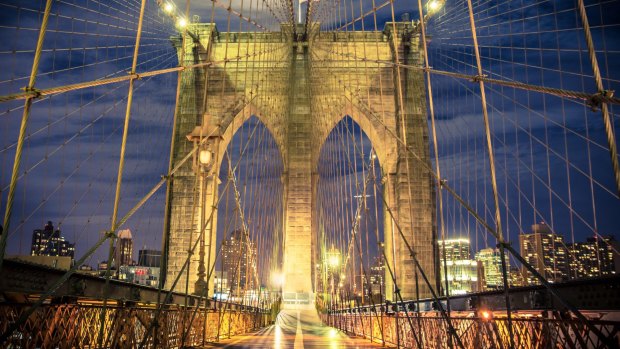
[0,301,274,348]
[322,310,620,348]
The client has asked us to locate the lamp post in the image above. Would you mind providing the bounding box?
[187,113,221,297]
[155,0,199,41]
[410,0,445,34]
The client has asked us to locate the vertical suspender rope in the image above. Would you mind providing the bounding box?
[97,0,148,346]
[464,1,515,347]
[0,0,54,270]
[416,0,452,319]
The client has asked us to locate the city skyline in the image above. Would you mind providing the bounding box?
[0,0,619,347]
[0,0,618,277]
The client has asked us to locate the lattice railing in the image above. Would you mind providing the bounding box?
[0,303,272,348]
[322,311,620,348]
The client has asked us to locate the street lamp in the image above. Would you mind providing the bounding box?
[328,254,340,268]
[176,17,188,29]
[187,113,220,172]
[426,0,445,14]
[327,248,341,268]
[187,113,221,296]
[163,2,174,13]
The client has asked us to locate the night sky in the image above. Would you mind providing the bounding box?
[0,0,619,273]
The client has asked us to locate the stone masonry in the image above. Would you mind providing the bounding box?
[164,21,437,301]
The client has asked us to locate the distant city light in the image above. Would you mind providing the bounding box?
[163,2,174,13]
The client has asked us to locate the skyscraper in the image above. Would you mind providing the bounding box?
[114,229,133,268]
[438,238,478,295]
[568,236,620,279]
[519,222,569,285]
[438,238,471,261]
[475,248,510,290]
[363,256,384,301]
[30,221,75,259]
[221,229,257,296]
[138,249,162,267]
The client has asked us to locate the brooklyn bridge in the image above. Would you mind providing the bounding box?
[0,0,619,347]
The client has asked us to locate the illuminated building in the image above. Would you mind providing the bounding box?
[438,238,470,261]
[221,229,257,296]
[114,248,162,286]
[360,256,384,302]
[118,265,160,286]
[368,256,384,297]
[509,267,526,287]
[519,223,569,285]
[475,248,510,290]
[568,236,620,279]
[438,238,478,295]
[114,229,134,268]
[30,221,75,260]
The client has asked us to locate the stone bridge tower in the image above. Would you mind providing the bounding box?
[163,21,437,302]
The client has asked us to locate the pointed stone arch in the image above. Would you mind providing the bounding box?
[215,102,287,171]
[312,102,397,176]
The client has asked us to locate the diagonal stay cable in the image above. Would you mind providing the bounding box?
[337,80,617,348]
[0,45,287,104]
[0,96,260,344]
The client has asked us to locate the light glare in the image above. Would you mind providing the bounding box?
[271,272,285,286]
[328,255,339,267]
[163,2,174,13]
[427,0,444,13]
[177,17,188,28]
[481,310,492,321]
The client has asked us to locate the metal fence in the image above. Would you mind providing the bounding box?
[0,302,273,348]
[323,311,620,348]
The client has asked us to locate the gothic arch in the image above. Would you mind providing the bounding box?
[312,102,396,176]
[215,103,287,171]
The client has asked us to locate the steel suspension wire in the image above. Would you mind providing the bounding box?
[310,46,620,108]
[415,0,454,345]
[0,0,53,271]
[323,58,616,346]
[314,109,429,346]
[0,0,293,345]
[0,91,251,342]
[97,0,148,344]
[140,104,281,346]
[576,0,620,196]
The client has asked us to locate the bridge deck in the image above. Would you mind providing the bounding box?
[204,309,384,348]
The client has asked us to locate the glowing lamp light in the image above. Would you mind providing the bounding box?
[176,17,188,28]
[163,2,174,13]
[199,149,212,166]
[427,0,444,13]
[271,272,285,287]
[480,310,492,321]
[328,255,340,267]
